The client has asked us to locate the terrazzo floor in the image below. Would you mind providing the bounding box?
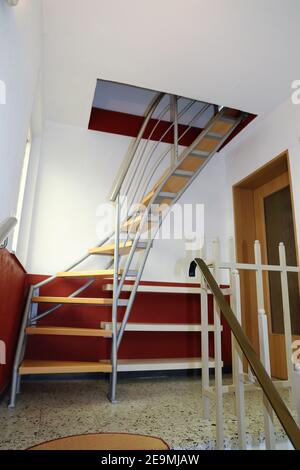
[0,375,295,450]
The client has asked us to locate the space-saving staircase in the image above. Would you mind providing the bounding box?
[9,93,248,407]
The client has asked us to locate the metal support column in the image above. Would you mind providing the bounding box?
[109,195,121,403]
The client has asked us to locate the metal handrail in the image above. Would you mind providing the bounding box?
[110,92,165,202]
[138,103,212,204]
[191,257,300,450]
[0,217,17,247]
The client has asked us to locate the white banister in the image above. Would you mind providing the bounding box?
[231,269,247,449]
[254,240,275,449]
[200,273,210,420]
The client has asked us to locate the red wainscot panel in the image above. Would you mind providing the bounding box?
[25,276,232,367]
[0,250,27,394]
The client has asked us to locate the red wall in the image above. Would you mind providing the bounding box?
[25,276,232,367]
[0,250,27,394]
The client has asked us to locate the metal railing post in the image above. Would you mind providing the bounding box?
[109,195,121,403]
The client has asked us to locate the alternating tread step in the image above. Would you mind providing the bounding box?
[173,169,194,178]
[31,296,128,306]
[26,326,113,337]
[57,269,122,279]
[19,360,112,375]
[89,241,146,256]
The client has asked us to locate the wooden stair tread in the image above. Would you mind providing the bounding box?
[195,136,220,153]
[26,326,113,337]
[57,269,122,279]
[100,357,219,372]
[122,215,155,233]
[32,296,114,305]
[89,241,145,256]
[19,360,112,375]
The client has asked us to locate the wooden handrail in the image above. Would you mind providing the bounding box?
[192,258,300,450]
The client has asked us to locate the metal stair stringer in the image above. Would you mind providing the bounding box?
[113,107,249,376]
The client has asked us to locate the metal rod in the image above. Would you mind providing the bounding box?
[193,258,300,450]
[110,92,165,202]
[33,231,114,289]
[200,276,210,419]
[129,99,196,209]
[109,196,120,403]
[123,99,174,204]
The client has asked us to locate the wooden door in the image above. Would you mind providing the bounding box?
[254,173,300,378]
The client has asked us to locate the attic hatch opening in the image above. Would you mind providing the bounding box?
[88,79,256,148]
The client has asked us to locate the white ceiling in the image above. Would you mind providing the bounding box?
[92,81,214,127]
[43,0,300,128]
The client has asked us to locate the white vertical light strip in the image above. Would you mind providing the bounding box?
[12,133,32,253]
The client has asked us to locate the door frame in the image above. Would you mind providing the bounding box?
[232,151,299,370]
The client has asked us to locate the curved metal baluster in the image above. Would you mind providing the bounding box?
[138,103,212,204]
[128,99,197,210]
[123,99,173,206]
[110,92,165,202]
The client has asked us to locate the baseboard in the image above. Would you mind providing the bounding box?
[20,366,232,383]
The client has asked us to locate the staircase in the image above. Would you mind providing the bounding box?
[9,93,248,407]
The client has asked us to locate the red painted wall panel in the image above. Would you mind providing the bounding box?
[25,275,232,366]
[88,107,256,151]
[0,250,27,394]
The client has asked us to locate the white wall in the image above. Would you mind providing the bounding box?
[223,97,300,254]
[0,0,42,223]
[27,120,228,281]
[27,122,130,273]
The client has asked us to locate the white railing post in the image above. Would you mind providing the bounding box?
[229,237,237,389]
[293,365,300,426]
[278,242,296,407]
[254,240,275,450]
[212,238,224,449]
[231,269,247,449]
[200,272,210,420]
[257,308,276,449]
